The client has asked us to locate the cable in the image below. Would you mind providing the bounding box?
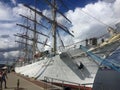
[79,9,110,27]
[68,0,111,27]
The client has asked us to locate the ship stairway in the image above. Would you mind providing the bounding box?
[66,48,85,59]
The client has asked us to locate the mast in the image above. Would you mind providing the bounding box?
[15,1,50,63]
[25,18,28,62]
[52,0,57,54]
[32,0,37,60]
[44,0,74,54]
[15,0,74,61]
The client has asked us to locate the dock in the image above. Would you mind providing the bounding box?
[1,72,44,90]
[1,72,62,90]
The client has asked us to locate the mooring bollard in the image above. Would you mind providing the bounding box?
[17,79,20,89]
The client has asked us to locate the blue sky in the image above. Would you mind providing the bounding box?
[0,0,120,64]
[2,0,98,8]
[0,0,99,15]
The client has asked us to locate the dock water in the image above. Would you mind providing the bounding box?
[1,72,62,90]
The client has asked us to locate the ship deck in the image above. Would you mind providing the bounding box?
[1,72,62,90]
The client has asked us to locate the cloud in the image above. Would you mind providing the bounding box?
[0,35,10,38]
[0,36,20,63]
[65,0,120,45]
[102,0,116,3]
[0,2,20,35]
[0,53,4,60]
[4,51,19,59]
[11,0,17,5]
[0,2,37,63]
[0,0,120,63]
[0,36,18,49]
[0,2,12,21]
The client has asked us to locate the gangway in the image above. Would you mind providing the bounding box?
[79,45,120,72]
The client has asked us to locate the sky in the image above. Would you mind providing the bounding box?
[0,0,120,64]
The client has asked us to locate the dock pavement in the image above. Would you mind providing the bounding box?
[1,72,63,90]
[1,72,44,90]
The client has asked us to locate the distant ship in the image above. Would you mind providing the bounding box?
[14,0,120,90]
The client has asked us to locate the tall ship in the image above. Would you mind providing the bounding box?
[14,0,120,90]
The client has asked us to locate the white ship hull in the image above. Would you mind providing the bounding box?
[15,48,99,88]
[15,34,120,89]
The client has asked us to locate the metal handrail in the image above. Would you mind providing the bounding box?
[44,76,93,90]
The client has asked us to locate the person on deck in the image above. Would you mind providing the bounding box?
[79,62,84,70]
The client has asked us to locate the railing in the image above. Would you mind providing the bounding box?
[43,77,63,90]
[44,76,93,90]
